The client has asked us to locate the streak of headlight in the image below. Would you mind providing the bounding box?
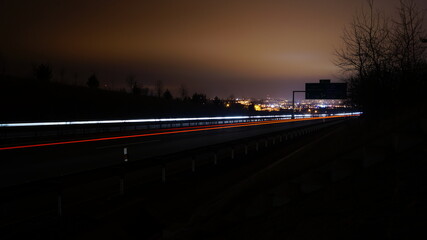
[0,112,362,128]
[0,115,359,151]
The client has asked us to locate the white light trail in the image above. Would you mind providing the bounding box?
[0,112,362,128]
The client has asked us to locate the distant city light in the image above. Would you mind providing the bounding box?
[232,97,349,112]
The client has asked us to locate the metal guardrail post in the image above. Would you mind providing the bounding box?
[192,157,196,173]
[57,186,63,217]
[120,147,128,195]
[124,147,128,163]
[162,165,166,183]
[0,115,359,224]
[213,151,218,165]
[231,147,235,160]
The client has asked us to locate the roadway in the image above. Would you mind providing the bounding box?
[0,115,357,188]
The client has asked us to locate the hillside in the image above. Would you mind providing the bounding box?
[0,76,248,122]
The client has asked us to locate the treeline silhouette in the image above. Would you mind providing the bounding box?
[0,71,250,122]
[335,0,427,118]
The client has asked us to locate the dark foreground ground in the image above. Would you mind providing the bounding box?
[3,114,427,239]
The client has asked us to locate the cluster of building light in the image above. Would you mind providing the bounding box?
[255,104,281,112]
[232,98,349,112]
[236,99,251,106]
[299,99,348,108]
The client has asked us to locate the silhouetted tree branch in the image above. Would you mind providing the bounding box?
[155,80,164,98]
[191,92,207,104]
[87,74,99,89]
[163,89,173,100]
[126,74,143,95]
[34,64,52,83]
[213,96,222,105]
[334,0,426,116]
[180,84,188,100]
[392,0,426,75]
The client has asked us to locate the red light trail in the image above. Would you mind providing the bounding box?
[0,115,357,151]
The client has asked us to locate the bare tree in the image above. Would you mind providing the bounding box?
[126,74,142,95]
[72,72,79,86]
[334,0,391,79]
[155,80,164,98]
[87,74,99,89]
[59,68,66,83]
[191,92,207,104]
[334,0,426,116]
[180,84,188,100]
[163,89,173,100]
[0,53,6,78]
[126,74,136,91]
[34,64,53,83]
[392,0,426,74]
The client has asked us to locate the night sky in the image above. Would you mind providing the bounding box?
[1,0,426,98]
